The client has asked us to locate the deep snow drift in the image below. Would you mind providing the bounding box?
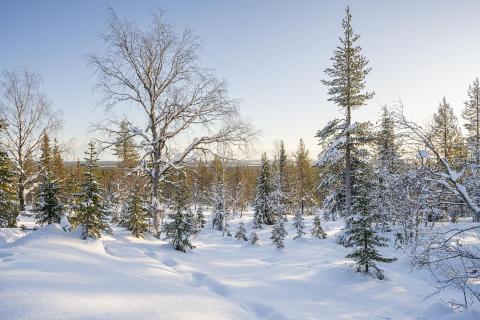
[1,214,480,320]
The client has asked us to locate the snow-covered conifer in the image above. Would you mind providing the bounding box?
[271,217,287,248]
[194,205,206,233]
[311,214,327,239]
[293,209,305,239]
[69,142,111,239]
[124,186,149,238]
[320,6,374,219]
[249,231,259,245]
[343,158,396,279]
[163,179,196,252]
[235,221,248,241]
[34,174,63,226]
[254,153,275,226]
[0,143,17,227]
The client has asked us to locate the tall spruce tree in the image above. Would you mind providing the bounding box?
[0,143,17,227]
[163,179,196,252]
[463,78,480,164]
[254,153,275,226]
[321,6,374,218]
[343,155,396,279]
[69,142,110,239]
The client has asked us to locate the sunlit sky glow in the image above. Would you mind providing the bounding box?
[1,0,480,160]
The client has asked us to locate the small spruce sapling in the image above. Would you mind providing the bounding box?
[271,218,287,248]
[249,231,259,245]
[163,180,196,252]
[311,214,327,239]
[235,221,248,241]
[293,209,305,239]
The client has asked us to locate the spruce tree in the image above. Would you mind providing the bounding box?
[249,231,259,245]
[210,158,230,235]
[123,184,149,238]
[294,139,315,215]
[163,179,196,252]
[0,145,18,227]
[462,78,480,165]
[35,132,63,226]
[343,157,396,279]
[321,6,374,218]
[69,142,110,239]
[374,106,403,229]
[114,120,139,168]
[51,140,65,183]
[34,175,63,226]
[293,209,305,239]
[235,221,248,241]
[254,153,275,226]
[39,132,52,172]
[430,97,466,167]
[194,205,206,233]
[311,214,327,239]
[271,217,287,248]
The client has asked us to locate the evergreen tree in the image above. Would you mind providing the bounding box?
[271,217,287,248]
[462,78,480,165]
[194,205,206,233]
[35,132,63,226]
[34,174,63,225]
[311,214,327,239]
[0,144,18,227]
[114,120,139,168]
[343,156,396,279]
[163,179,196,252]
[254,153,275,226]
[235,221,248,241]
[210,158,230,235]
[249,231,259,245]
[374,106,403,229]
[321,6,374,218]
[294,139,315,215]
[293,209,305,239]
[51,140,65,182]
[123,183,149,238]
[430,97,466,167]
[39,132,52,172]
[69,142,110,239]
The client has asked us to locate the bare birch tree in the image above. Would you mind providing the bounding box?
[393,103,480,308]
[0,69,60,212]
[89,9,255,236]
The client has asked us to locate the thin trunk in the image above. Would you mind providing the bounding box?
[345,104,352,216]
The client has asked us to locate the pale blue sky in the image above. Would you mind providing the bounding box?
[1,0,480,160]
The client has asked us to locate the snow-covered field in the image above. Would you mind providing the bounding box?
[1,214,480,320]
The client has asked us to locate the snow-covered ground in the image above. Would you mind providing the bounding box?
[1,214,480,320]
